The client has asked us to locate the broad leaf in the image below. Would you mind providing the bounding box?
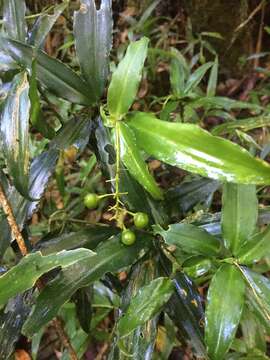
[74,0,112,100]
[240,267,270,324]
[154,223,221,257]
[3,0,26,42]
[118,277,173,337]
[29,2,68,48]
[0,292,32,360]
[128,112,270,184]
[0,71,30,197]
[0,249,94,308]
[237,225,270,264]
[0,37,92,105]
[119,122,163,199]
[108,37,149,118]
[205,264,245,360]
[170,47,189,97]
[221,183,258,254]
[23,234,151,336]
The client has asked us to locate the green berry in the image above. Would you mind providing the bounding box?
[134,212,149,229]
[121,230,136,246]
[84,193,99,209]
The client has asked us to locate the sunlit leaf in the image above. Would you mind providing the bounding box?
[3,0,27,42]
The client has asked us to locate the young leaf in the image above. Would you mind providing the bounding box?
[184,62,213,95]
[221,183,258,254]
[29,2,68,48]
[0,72,30,197]
[128,112,270,184]
[108,37,149,118]
[3,0,27,42]
[205,264,246,360]
[154,223,221,257]
[118,277,173,337]
[23,234,152,337]
[1,37,92,105]
[74,0,112,100]
[0,249,94,308]
[119,122,163,200]
[237,225,270,264]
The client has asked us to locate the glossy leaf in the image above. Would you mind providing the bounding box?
[1,37,92,105]
[0,72,30,197]
[170,47,189,96]
[108,37,149,118]
[73,287,92,333]
[36,226,118,255]
[207,57,218,97]
[239,267,270,324]
[205,264,246,360]
[119,122,163,199]
[237,225,270,264]
[111,258,158,359]
[23,234,151,336]
[29,2,68,48]
[0,249,94,308]
[128,112,270,184]
[0,292,32,360]
[74,0,112,100]
[154,223,221,256]
[222,183,258,254]
[183,256,213,278]
[118,277,173,337]
[165,271,206,357]
[3,0,26,42]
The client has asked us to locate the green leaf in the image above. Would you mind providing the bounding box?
[0,249,94,309]
[118,277,173,338]
[239,267,270,324]
[237,225,270,264]
[1,37,92,105]
[3,0,27,42]
[184,62,213,95]
[108,37,149,118]
[207,57,218,97]
[119,122,163,200]
[170,47,189,97]
[221,183,258,254]
[0,72,30,197]
[205,264,246,360]
[74,0,112,100]
[154,223,221,257]
[29,2,68,48]
[127,112,270,184]
[23,234,151,337]
[29,59,55,139]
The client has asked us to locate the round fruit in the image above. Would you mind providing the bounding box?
[84,193,99,209]
[121,230,136,246]
[134,212,149,229]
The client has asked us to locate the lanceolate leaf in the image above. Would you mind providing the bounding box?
[0,249,94,308]
[108,37,149,118]
[23,234,151,336]
[128,112,270,184]
[29,2,68,48]
[74,0,112,100]
[119,122,163,200]
[237,225,270,264]
[184,62,213,95]
[0,72,30,197]
[118,277,173,338]
[170,47,189,97]
[3,0,27,42]
[221,183,258,254]
[154,223,221,257]
[0,37,92,105]
[239,267,270,324]
[205,264,246,360]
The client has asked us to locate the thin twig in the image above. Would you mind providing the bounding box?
[0,183,78,360]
